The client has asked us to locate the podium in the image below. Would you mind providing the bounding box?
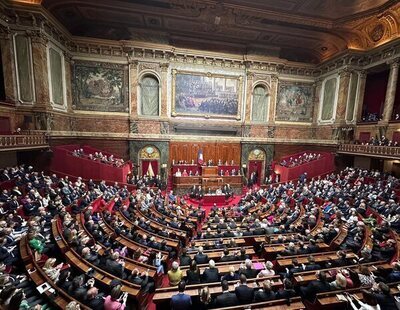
[202,166,218,176]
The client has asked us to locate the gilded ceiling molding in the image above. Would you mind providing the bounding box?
[336,2,400,51]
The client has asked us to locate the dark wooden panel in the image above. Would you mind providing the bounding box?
[169,142,241,166]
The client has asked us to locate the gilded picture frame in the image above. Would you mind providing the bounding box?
[171,69,243,120]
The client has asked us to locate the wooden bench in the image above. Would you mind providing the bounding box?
[20,235,91,310]
[153,275,283,309]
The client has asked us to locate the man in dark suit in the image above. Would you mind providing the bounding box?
[330,250,349,267]
[171,280,192,310]
[304,255,321,271]
[235,274,254,304]
[179,248,192,266]
[213,280,239,307]
[86,287,104,309]
[194,246,209,264]
[202,260,220,283]
[240,260,258,279]
[105,252,125,279]
[372,282,398,310]
[300,271,331,301]
[220,248,237,262]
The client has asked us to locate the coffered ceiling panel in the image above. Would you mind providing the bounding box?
[38,0,400,63]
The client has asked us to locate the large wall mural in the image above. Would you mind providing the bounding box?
[72,61,129,112]
[276,81,314,122]
[171,70,243,119]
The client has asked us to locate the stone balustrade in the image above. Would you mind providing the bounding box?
[338,144,400,158]
[0,134,48,150]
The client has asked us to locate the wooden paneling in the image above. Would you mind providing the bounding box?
[169,142,241,165]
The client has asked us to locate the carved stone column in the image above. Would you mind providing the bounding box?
[129,59,138,117]
[268,75,278,124]
[335,69,351,125]
[355,71,367,122]
[0,26,17,103]
[382,59,399,122]
[244,71,254,122]
[29,30,50,109]
[160,62,169,118]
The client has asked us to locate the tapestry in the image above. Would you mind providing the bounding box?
[173,71,242,118]
[72,61,129,112]
[276,82,314,122]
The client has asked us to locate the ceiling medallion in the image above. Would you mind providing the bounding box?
[370,24,385,42]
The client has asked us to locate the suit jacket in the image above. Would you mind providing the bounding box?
[235,284,254,304]
[240,268,258,279]
[374,293,398,310]
[254,290,276,302]
[300,280,331,301]
[202,268,220,283]
[179,255,192,266]
[171,292,192,310]
[105,259,124,278]
[213,291,239,308]
[194,253,209,264]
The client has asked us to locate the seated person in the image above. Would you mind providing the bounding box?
[202,260,220,283]
[175,169,182,177]
[168,261,183,286]
[254,280,276,302]
[235,274,254,304]
[300,270,331,301]
[213,280,239,307]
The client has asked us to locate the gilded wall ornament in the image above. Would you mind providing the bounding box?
[370,24,385,42]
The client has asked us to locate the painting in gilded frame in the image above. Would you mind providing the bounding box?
[276,81,314,122]
[172,70,243,119]
[72,60,129,112]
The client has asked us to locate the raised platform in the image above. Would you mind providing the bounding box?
[186,194,238,206]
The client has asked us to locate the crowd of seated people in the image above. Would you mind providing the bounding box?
[361,112,381,122]
[160,166,400,309]
[72,148,126,167]
[279,152,321,168]
[358,135,400,147]
[126,174,163,189]
[2,163,400,310]
[0,165,164,309]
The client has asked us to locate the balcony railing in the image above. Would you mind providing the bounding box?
[0,134,48,151]
[338,144,400,158]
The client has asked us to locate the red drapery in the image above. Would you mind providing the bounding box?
[141,160,159,176]
[359,132,371,143]
[363,70,389,117]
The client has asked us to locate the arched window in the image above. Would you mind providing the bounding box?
[140,75,159,116]
[251,85,269,122]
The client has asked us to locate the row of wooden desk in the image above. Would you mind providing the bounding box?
[173,175,242,189]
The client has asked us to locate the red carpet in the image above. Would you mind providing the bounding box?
[185,195,242,217]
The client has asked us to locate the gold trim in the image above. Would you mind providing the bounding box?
[171,69,243,120]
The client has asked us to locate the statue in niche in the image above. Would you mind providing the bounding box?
[160,122,169,134]
[129,121,138,134]
[267,126,275,138]
[69,117,76,131]
[242,125,250,137]
[34,113,47,130]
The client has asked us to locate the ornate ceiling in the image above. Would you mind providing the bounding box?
[22,0,400,63]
